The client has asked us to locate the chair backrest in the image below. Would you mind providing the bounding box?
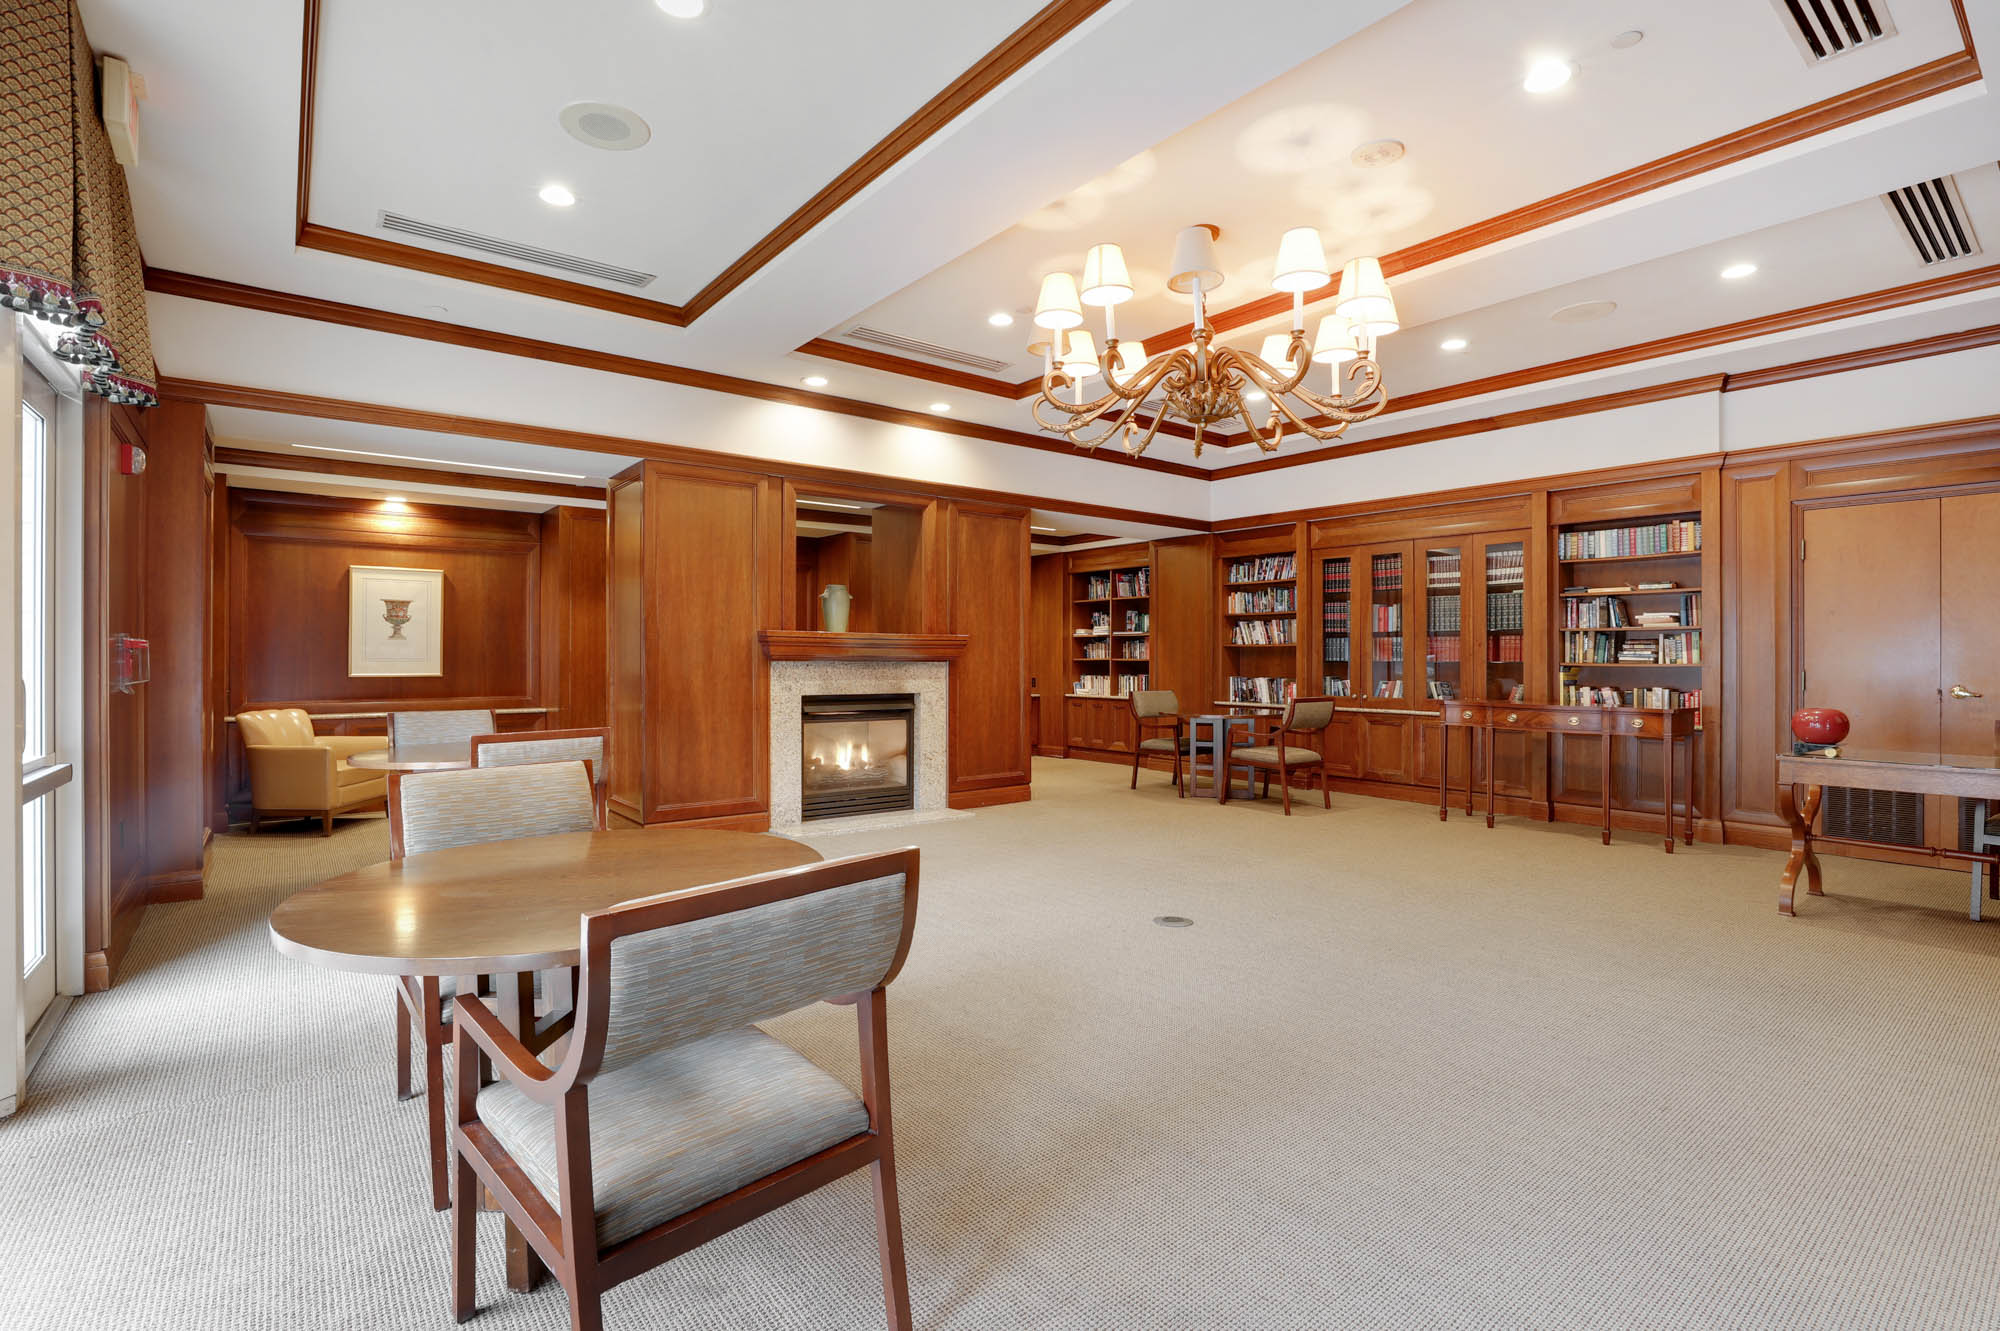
[572,848,920,1080]
[388,708,496,747]
[237,707,317,747]
[1282,696,1338,735]
[1129,689,1179,720]
[387,760,600,859]
[471,728,606,779]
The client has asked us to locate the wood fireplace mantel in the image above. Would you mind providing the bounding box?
[758,630,969,662]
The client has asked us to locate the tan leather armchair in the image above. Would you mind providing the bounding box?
[236,707,387,834]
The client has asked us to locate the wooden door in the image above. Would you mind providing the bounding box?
[1800,499,1940,753]
[1940,492,2000,757]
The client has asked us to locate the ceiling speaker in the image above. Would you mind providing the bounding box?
[558,102,651,151]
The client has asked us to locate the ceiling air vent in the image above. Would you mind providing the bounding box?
[842,326,1013,374]
[1882,176,1981,265]
[1770,0,1895,63]
[378,212,656,288]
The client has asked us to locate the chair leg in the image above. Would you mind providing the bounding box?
[566,1281,605,1331]
[322,812,334,836]
[872,1153,914,1331]
[1279,762,1292,816]
[423,979,450,1211]
[1129,743,1141,789]
[451,1147,478,1323]
[1322,766,1331,809]
[250,812,261,833]
[395,986,413,1101]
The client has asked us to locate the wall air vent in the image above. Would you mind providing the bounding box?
[1882,176,1981,265]
[378,212,656,288]
[1770,0,1895,63]
[841,326,1013,374]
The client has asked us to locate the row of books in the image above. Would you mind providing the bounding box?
[1559,682,1703,712]
[1485,546,1525,585]
[1373,679,1404,699]
[1562,630,1700,665]
[1124,610,1150,632]
[1373,604,1402,633]
[1486,591,1524,631]
[1078,641,1110,660]
[1228,676,1295,704]
[1227,588,1296,614]
[1372,637,1404,661]
[1561,594,1700,629]
[1119,642,1150,660]
[1371,559,1404,591]
[1112,569,1149,597]
[1227,555,1296,584]
[1490,632,1524,663]
[1325,639,1350,663]
[1427,598,1462,633]
[1324,564,1351,595]
[1325,607,1350,634]
[1558,520,1701,560]
[1425,680,1459,701]
[1426,636,1463,663]
[1081,612,1110,633]
[1230,619,1296,645]
[1072,675,1152,697]
[1426,552,1461,590]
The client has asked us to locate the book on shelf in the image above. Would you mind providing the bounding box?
[1118,674,1148,695]
[1227,554,1296,583]
[1372,603,1402,633]
[1124,609,1150,632]
[1372,678,1404,699]
[1227,675,1295,705]
[1425,679,1458,700]
[1226,587,1297,614]
[1230,619,1297,646]
[1111,569,1150,597]
[1371,559,1403,591]
[1323,562,1352,596]
[1082,574,1112,599]
[1073,676,1114,697]
[1079,641,1110,660]
[1557,669,1703,717]
[1324,605,1351,633]
[1426,552,1462,589]
[1372,636,1404,661]
[1325,639,1351,663]
[1327,679,1351,697]
[1118,641,1150,660]
[1483,546,1524,586]
[1485,591,1523,631]
[1635,580,1680,591]
[1426,635,1462,663]
[1488,632,1524,663]
[1558,519,1701,560]
[1426,596,1462,633]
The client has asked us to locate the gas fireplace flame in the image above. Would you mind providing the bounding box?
[814,740,872,772]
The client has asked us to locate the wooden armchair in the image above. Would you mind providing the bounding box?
[388,760,603,1211]
[1220,696,1338,815]
[450,847,921,1331]
[1127,689,1185,793]
[235,707,386,834]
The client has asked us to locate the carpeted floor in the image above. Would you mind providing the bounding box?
[5,757,2000,1330]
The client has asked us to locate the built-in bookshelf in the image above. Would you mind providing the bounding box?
[1223,551,1297,705]
[1555,515,1702,719]
[1071,561,1150,697]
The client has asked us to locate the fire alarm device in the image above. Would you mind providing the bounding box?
[119,443,147,475]
[100,56,141,166]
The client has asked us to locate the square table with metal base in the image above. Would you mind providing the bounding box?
[1184,714,1257,801]
[1775,747,2000,920]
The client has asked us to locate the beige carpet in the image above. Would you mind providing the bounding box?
[5,757,1999,1330]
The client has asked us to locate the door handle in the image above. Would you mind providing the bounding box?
[1950,684,1983,699]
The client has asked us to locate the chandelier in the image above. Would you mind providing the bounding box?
[1030,225,1398,458]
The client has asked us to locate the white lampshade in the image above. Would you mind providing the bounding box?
[1260,333,1298,368]
[1113,339,1147,377]
[1312,314,1361,365]
[1167,225,1224,294]
[1033,272,1084,330]
[1336,257,1399,335]
[1080,243,1133,307]
[1060,329,1100,380]
[1270,226,1331,293]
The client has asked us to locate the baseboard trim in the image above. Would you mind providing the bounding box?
[949,783,1032,810]
[637,811,773,832]
[148,868,205,904]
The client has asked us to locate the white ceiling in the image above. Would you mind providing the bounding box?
[76,0,2000,511]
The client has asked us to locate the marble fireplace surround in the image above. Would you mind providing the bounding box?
[766,658,958,835]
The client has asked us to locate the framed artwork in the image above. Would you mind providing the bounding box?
[348,565,443,677]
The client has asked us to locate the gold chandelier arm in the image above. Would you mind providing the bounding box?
[1233,397,1285,453]
[1216,333,1313,399]
[1287,355,1389,423]
[1061,392,1152,452]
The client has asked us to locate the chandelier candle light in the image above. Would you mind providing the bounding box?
[1031,225,1397,457]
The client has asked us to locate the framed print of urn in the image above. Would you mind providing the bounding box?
[348,565,443,677]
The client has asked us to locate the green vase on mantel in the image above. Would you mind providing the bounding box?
[819,584,851,633]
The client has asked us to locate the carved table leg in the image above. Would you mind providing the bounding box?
[1661,729,1675,854]
[1599,732,1613,846]
[1778,781,1824,916]
[1683,733,1696,846]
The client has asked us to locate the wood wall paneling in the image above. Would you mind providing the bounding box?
[538,506,608,730]
[1150,535,1217,726]
[868,504,926,634]
[946,503,1031,803]
[1028,552,1069,756]
[608,473,646,820]
[142,401,212,902]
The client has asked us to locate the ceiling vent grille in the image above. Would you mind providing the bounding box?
[1770,0,1895,63]
[842,326,1013,374]
[1883,176,1981,265]
[378,212,656,288]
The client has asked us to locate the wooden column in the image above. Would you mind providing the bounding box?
[537,506,608,730]
[142,399,212,904]
[944,501,1031,809]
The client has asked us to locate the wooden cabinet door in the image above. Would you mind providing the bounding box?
[1065,698,1090,749]
[1322,712,1363,777]
[1099,699,1135,753]
[1359,713,1412,783]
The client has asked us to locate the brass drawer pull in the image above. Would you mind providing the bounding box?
[1631,718,1645,730]
[1506,712,1519,724]
[1566,715,1581,727]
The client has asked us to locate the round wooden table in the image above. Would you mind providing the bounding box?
[268,827,822,1290]
[346,742,472,772]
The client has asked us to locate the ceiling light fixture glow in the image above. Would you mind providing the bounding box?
[929,402,952,414]
[1439,337,1468,352]
[1523,57,1575,93]
[537,183,576,207]
[654,0,706,16]
[1031,526,1057,533]
[289,444,589,481]
[1720,262,1759,280]
[987,311,1015,327]
[801,375,829,387]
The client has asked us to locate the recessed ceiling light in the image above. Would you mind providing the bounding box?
[929,402,952,414]
[558,102,652,152]
[1243,389,1268,402]
[1523,57,1575,93]
[1610,29,1645,50]
[801,375,828,387]
[1720,262,1759,280]
[1440,337,1469,352]
[1351,139,1406,168]
[987,311,1014,327]
[654,0,705,16]
[1550,299,1618,324]
[537,183,576,207]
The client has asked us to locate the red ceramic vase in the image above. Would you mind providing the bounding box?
[1790,707,1850,745]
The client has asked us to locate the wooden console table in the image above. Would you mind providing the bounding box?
[1774,747,2000,919]
[1439,702,1698,852]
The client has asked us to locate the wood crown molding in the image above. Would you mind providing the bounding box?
[143,267,1206,479]
[209,444,606,502]
[756,630,970,661]
[294,0,1112,326]
[156,377,1215,530]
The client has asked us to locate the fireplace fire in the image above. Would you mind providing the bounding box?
[801,694,915,820]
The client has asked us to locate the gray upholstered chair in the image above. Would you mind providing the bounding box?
[387,708,496,748]
[1127,689,1185,794]
[386,760,603,1210]
[1221,696,1338,816]
[450,847,922,1331]
[471,727,608,822]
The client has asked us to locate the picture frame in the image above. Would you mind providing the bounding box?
[348,565,443,677]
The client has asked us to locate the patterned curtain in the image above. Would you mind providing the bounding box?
[0,0,157,405]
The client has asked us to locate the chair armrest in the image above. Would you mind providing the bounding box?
[243,744,336,808]
[316,734,384,761]
[452,993,562,1097]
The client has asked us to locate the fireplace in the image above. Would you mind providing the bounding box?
[801,694,916,820]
